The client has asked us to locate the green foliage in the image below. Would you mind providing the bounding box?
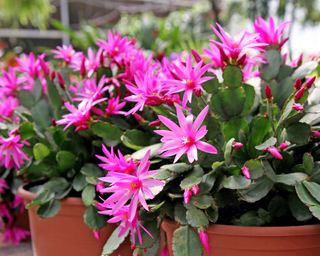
[172,226,203,256]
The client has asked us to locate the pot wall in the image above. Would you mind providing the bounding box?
[18,186,132,256]
[162,219,320,256]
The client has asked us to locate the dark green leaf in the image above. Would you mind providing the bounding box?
[172,226,202,256]
[92,122,122,146]
[37,200,61,218]
[174,203,187,225]
[81,185,96,206]
[56,150,76,170]
[255,137,277,150]
[222,176,251,189]
[83,205,106,229]
[260,50,282,80]
[288,194,312,222]
[186,206,209,227]
[31,99,51,129]
[223,65,242,88]
[286,123,310,145]
[303,153,314,175]
[102,226,129,256]
[121,129,151,150]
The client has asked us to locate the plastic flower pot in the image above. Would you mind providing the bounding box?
[162,219,320,256]
[18,185,132,256]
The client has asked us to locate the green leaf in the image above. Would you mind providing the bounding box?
[102,226,129,256]
[31,99,51,129]
[121,129,150,150]
[174,203,187,225]
[292,61,318,79]
[288,194,312,222]
[268,196,288,218]
[131,143,162,160]
[160,163,191,173]
[47,81,62,117]
[245,160,264,179]
[80,163,103,178]
[83,205,106,230]
[81,185,96,207]
[199,171,216,194]
[303,153,314,175]
[286,123,310,145]
[205,206,219,223]
[255,137,277,150]
[223,65,242,88]
[56,150,76,170]
[276,173,308,185]
[239,176,274,203]
[309,206,320,220]
[27,190,55,208]
[222,176,251,189]
[72,173,87,191]
[241,84,256,115]
[180,166,204,189]
[132,221,159,248]
[303,181,320,202]
[186,206,209,227]
[203,77,220,94]
[223,118,248,141]
[18,90,35,109]
[260,50,282,80]
[172,226,202,256]
[19,122,35,140]
[44,177,69,193]
[33,143,50,161]
[233,209,271,226]
[224,138,235,166]
[37,200,61,218]
[190,195,214,209]
[295,182,319,206]
[153,169,171,180]
[92,122,122,146]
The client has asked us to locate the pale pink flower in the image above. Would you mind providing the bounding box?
[155,106,218,163]
[267,146,283,160]
[3,226,30,244]
[254,17,289,48]
[52,45,78,64]
[162,54,212,106]
[292,103,304,111]
[241,166,251,180]
[0,134,29,170]
[96,145,137,174]
[198,229,210,253]
[99,150,165,221]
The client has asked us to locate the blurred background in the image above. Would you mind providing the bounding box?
[0,0,319,62]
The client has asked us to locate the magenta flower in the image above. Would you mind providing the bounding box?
[3,226,30,244]
[0,134,29,170]
[16,52,40,78]
[254,17,289,49]
[279,142,289,150]
[198,229,210,253]
[99,150,165,221]
[241,166,251,180]
[72,76,108,102]
[155,106,218,163]
[57,98,104,131]
[96,145,137,174]
[52,45,78,64]
[0,179,8,194]
[292,103,304,111]
[267,146,283,160]
[0,96,19,122]
[162,54,212,106]
[183,189,192,204]
[105,97,126,116]
[232,141,244,149]
[160,246,170,256]
[0,68,26,96]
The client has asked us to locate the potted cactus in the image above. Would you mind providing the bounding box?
[95,18,320,256]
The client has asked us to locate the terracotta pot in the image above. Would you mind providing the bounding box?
[162,219,320,256]
[18,185,132,256]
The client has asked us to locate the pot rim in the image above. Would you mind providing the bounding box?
[162,218,320,236]
[18,184,84,206]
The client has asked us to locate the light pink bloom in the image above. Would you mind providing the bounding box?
[292,103,304,111]
[96,145,137,174]
[0,178,8,193]
[267,146,283,160]
[155,106,218,163]
[3,226,30,244]
[198,229,210,253]
[241,166,251,180]
[162,54,212,106]
[183,189,192,204]
[0,134,29,169]
[254,17,289,48]
[0,68,26,96]
[232,141,244,149]
[99,150,165,221]
[52,45,78,64]
[57,98,104,131]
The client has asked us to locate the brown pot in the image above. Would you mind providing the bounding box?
[18,185,132,256]
[162,219,320,256]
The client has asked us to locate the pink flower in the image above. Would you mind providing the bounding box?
[160,246,170,256]
[241,166,251,180]
[162,54,212,106]
[16,52,40,78]
[198,229,210,253]
[0,68,26,96]
[253,17,289,49]
[312,131,320,137]
[183,189,192,204]
[0,203,11,220]
[267,146,283,160]
[57,98,104,131]
[3,226,30,244]
[0,178,8,193]
[191,184,200,195]
[104,97,126,116]
[72,77,108,102]
[99,150,165,221]
[155,106,218,163]
[86,48,103,77]
[0,96,19,122]
[292,103,304,111]
[96,145,137,174]
[52,45,78,64]
[0,134,29,169]
[93,230,100,240]
[279,142,289,150]
[232,141,243,149]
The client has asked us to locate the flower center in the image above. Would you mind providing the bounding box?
[130,180,142,190]
[182,136,195,146]
[184,79,195,89]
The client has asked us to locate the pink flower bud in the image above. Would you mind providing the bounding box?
[57,72,65,90]
[191,49,202,63]
[80,55,86,77]
[198,229,210,253]
[279,142,289,150]
[96,182,104,193]
[93,230,100,240]
[292,103,304,111]
[241,166,251,180]
[160,246,169,256]
[294,79,302,91]
[303,76,316,89]
[232,141,244,149]
[133,113,144,123]
[149,120,161,127]
[191,185,200,195]
[265,83,272,100]
[267,146,283,160]
[184,189,192,204]
[294,87,305,101]
[311,131,320,137]
[50,71,56,81]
